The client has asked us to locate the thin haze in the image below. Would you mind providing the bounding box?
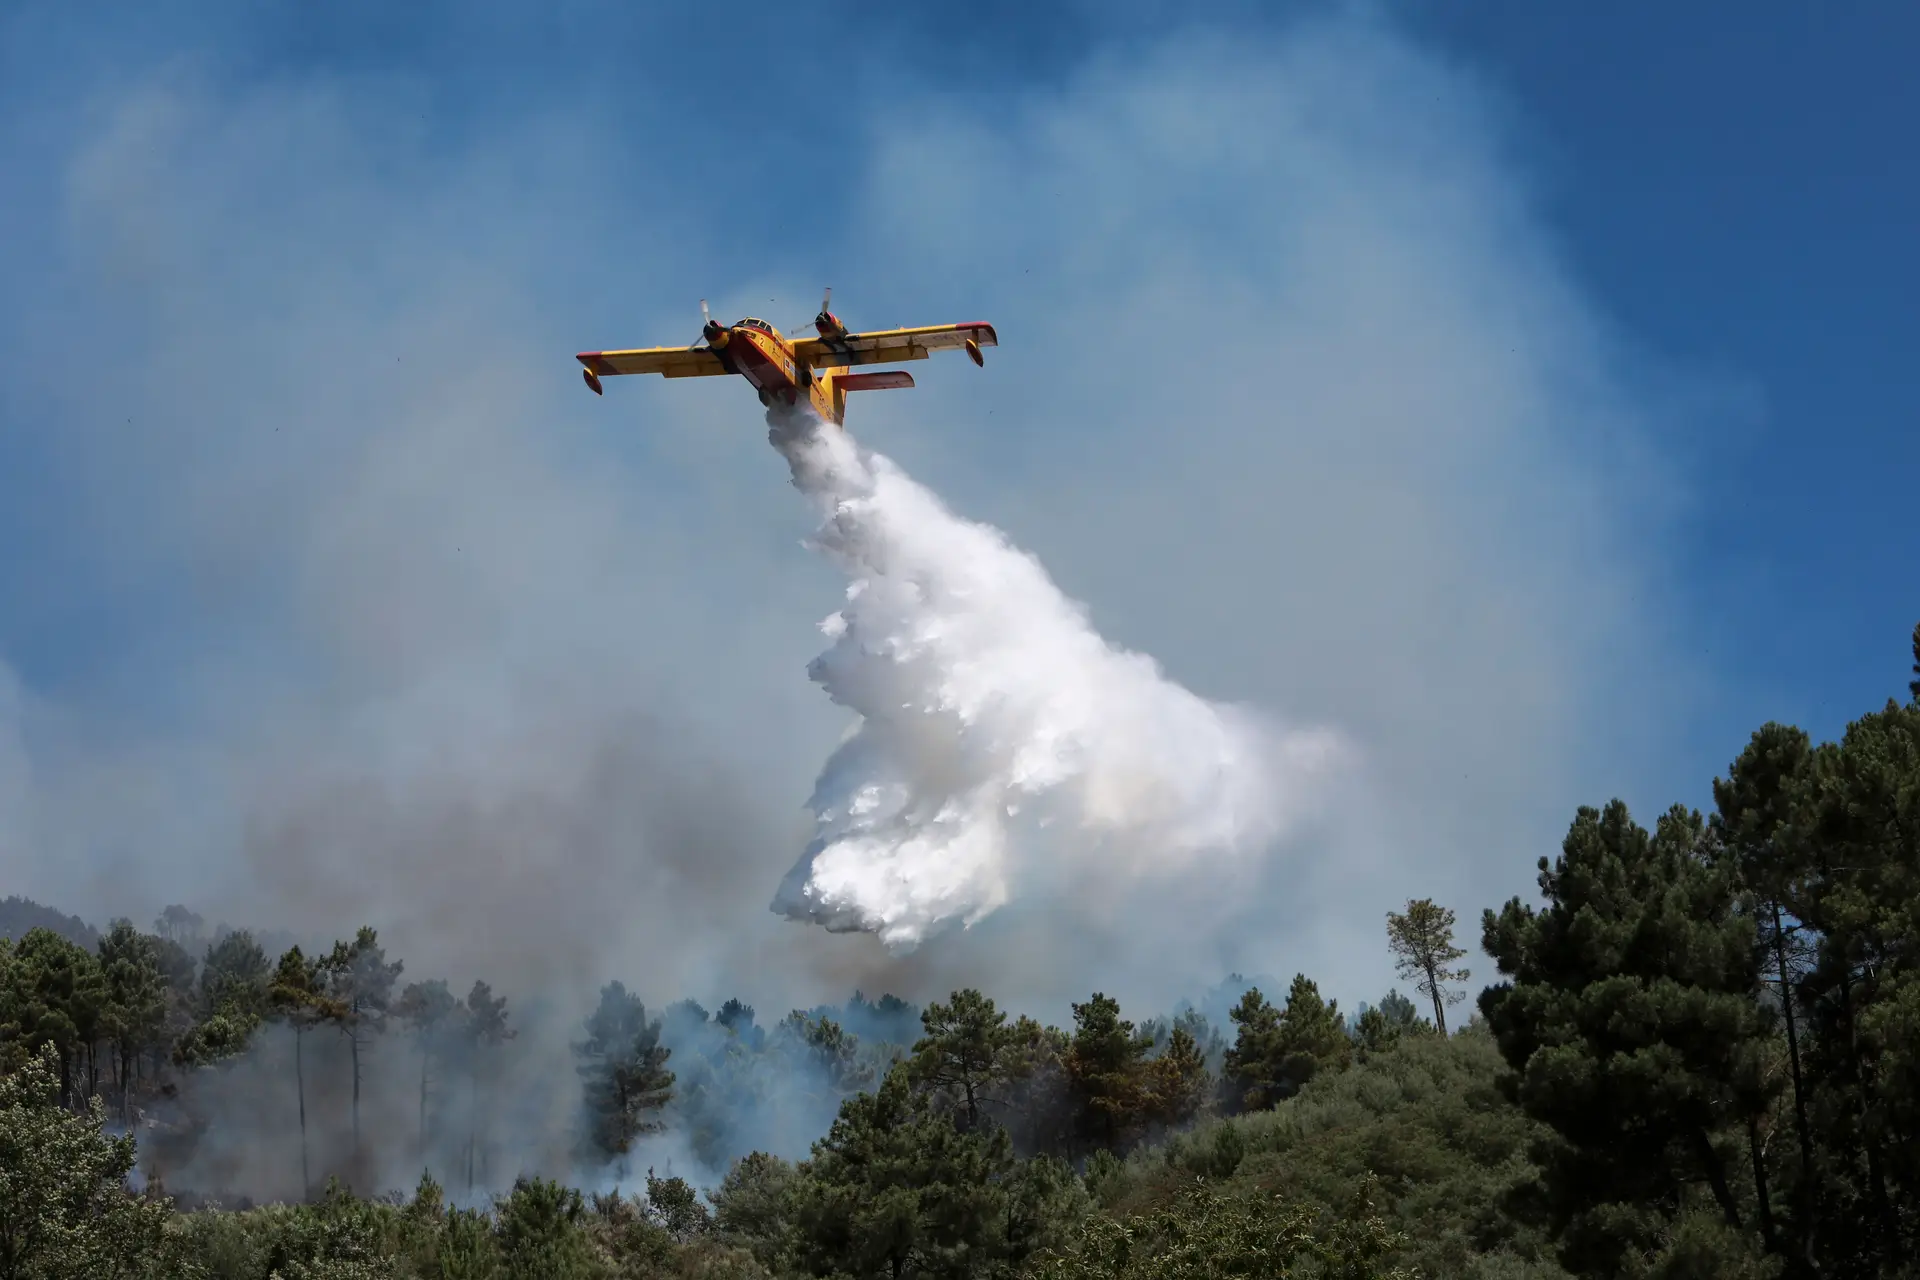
[0,11,1700,1024]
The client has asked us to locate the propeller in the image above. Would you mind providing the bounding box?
[690,298,717,348]
[790,286,835,334]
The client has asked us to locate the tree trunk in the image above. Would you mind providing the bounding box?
[419,1041,431,1165]
[1423,960,1448,1035]
[121,1044,134,1128]
[467,1067,478,1194]
[1770,902,1816,1266]
[296,1027,310,1197]
[1695,1128,1743,1229]
[1747,1115,1777,1253]
[350,1027,362,1155]
[1837,963,1900,1264]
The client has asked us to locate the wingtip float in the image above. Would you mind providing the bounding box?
[575,287,996,426]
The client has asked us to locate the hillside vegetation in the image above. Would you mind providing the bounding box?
[4,621,1920,1278]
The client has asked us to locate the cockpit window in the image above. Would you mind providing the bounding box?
[737,317,775,335]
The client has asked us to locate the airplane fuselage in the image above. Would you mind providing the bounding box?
[706,317,884,424]
[709,321,812,407]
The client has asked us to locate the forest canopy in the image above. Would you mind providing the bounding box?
[3,623,1920,1278]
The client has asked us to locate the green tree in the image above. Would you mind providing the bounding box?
[152,905,204,950]
[1221,976,1352,1114]
[142,932,197,1083]
[5,928,106,1107]
[787,1070,1050,1279]
[1713,721,1820,1265]
[95,921,167,1126]
[1909,620,1919,701]
[999,1016,1075,1159]
[1789,698,1920,1273]
[396,977,459,1164]
[178,929,270,1067]
[1352,990,1424,1057]
[575,982,674,1174]
[907,988,1023,1130]
[493,1176,605,1280]
[322,926,403,1156]
[1221,987,1283,1112]
[0,1044,173,1279]
[644,1167,712,1242]
[1386,898,1471,1035]
[1144,1024,1211,1129]
[271,945,341,1195]
[1480,799,1780,1277]
[1063,994,1155,1153]
[197,930,269,1021]
[781,1011,882,1098]
[0,939,17,1069]
[460,979,514,1193]
[710,1150,798,1273]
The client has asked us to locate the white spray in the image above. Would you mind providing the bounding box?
[766,406,1349,951]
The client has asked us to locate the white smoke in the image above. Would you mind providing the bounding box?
[765,406,1352,951]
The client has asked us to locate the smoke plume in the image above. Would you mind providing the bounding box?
[764,407,1350,950]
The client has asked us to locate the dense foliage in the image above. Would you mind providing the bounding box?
[3,621,1920,1277]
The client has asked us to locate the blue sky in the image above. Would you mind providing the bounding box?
[1409,3,1919,734]
[0,0,1914,1013]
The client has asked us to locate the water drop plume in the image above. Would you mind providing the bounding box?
[765,405,1349,951]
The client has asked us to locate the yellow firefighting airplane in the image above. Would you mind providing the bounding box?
[576,288,997,426]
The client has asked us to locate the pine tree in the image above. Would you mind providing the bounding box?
[1713,720,1820,1264]
[1909,620,1919,700]
[1063,993,1154,1153]
[1144,1024,1210,1128]
[460,980,514,1192]
[395,978,458,1164]
[1353,990,1423,1056]
[1221,975,1351,1113]
[322,926,403,1157]
[575,981,674,1174]
[1479,799,1780,1278]
[152,905,204,951]
[1790,699,1920,1273]
[270,945,340,1195]
[908,988,1023,1130]
[94,920,166,1125]
[786,1070,1053,1279]
[6,928,106,1108]
[178,929,270,1067]
[1385,898,1471,1035]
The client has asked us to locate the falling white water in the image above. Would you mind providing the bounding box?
[765,407,1349,950]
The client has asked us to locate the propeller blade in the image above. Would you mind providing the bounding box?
[821,285,831,313]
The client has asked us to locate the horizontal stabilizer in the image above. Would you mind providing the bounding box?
[837,371,915,391]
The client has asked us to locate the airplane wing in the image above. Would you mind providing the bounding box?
[577,347,729,379]
[792,323,997,370]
